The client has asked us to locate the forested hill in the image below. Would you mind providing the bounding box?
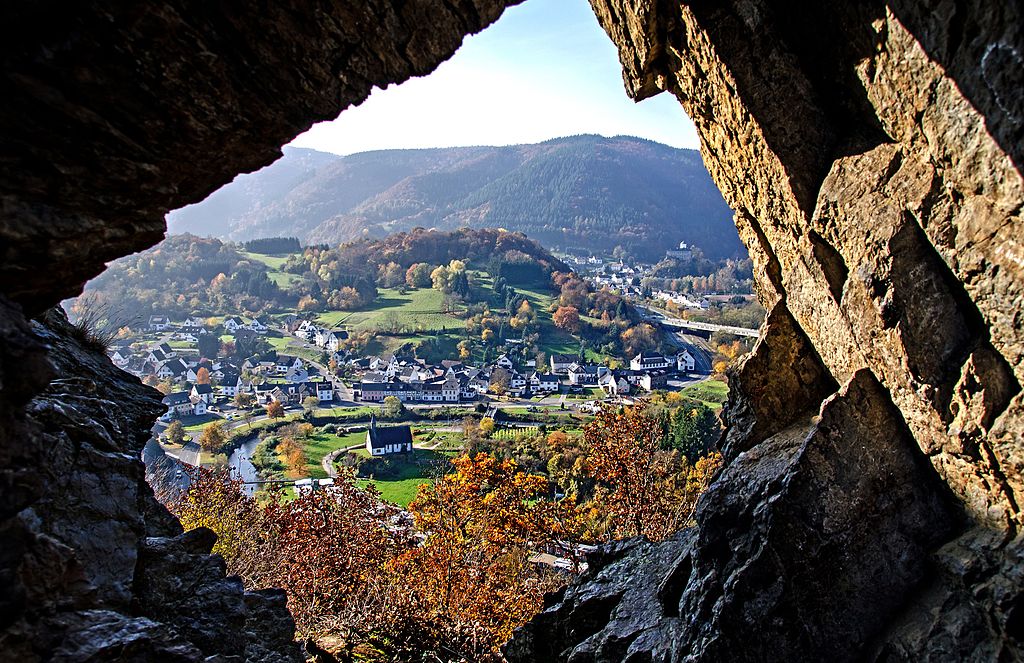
[167,135,742,261]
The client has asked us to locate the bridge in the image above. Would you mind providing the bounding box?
[657,317,760,338]
[638,306,761,338]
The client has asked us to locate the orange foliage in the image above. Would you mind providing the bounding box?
[583,404,722,541]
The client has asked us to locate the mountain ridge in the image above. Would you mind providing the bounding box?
[167,135,742,260]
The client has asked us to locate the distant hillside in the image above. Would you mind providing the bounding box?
[167,136,741,261]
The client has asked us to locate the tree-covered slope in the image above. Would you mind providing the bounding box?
[167,136,742,261]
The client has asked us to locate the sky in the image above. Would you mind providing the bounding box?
[288,0,699,155]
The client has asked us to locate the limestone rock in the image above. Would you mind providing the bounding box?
[507,0,1023,659]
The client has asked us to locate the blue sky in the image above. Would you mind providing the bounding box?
[289,0,698,155]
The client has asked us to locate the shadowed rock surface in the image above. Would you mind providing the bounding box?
[0,0,1021,661]
[0,1,520,660]
[507,1,1023,660]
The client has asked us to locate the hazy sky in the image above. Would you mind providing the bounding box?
[288,0,699,155]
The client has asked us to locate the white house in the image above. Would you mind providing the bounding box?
[314,382,334,402]
[218,373,242,397]
[190,383,214,404]
[223,317,245,332]
[148,315,170,331]
[495,354,514,369]
[109,347,132,368]
[676,349,696,372]
[160,391,193,421]
[549,354,576,374]
[248,318,269,334]
[508,370,527,389]
[324,329,348,352]
[599,372,631,396]
[365,417,413,456]
[630,352,672,371]
[275,355,304,374]
[529,372,560,393]
[567,363,608,386]
[157,358,188,380]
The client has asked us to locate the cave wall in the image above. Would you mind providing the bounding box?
[506,1,1023,660]
[1,0,1021,661]
[0,2,519,660]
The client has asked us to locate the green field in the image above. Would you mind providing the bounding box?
[681,379,730,408]
[357,475,428,507]
[317,287,458,333]
[266,335,325,363]
[356,448,453,506]
[240,251,290,270]
[303,431,365,479]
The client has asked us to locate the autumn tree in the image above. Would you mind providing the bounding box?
[489,368,511,395]
[620,322,660,357]
[583,404,722,541]
[278,436,307,476]
[165,420,185,446]
[266,400,285,419]
[233,391,254,409]
[457,339,472,361]
[302,396,320,416]
[393,453,586,658]
[377,261,405,288]
[198,420,227,452]
[195,366,211,384]
[479,417,496,438]
[552,305,581,333]
[170,468,413,644]
[405,262,433,289]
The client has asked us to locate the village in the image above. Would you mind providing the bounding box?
[113,311,705,436]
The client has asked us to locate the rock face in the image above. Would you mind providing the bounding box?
[0,1,1021,661]
[506,1,1024,660]
[0,2,518,660]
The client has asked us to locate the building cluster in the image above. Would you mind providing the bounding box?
[111,311,704,424]
[653,290,710,310]
[293,320,349,352]
[110,315,337,422]
[344,347,697,404]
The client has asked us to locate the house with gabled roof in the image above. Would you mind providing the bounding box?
[218,371,242,397]
[529,372,560,393]
[148,315,170,331]
[365,416,413,456]
[550,354,577,374]
[630,352,672,371]
[157,358,189,380]
[109,346,132,368]
[248,317,269,333]
[223,316,245,332]
[676,349,696,372]
[566,363,607,386]
[160,391,193,421]
[324,328,348,352]
[190,383,214,404]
